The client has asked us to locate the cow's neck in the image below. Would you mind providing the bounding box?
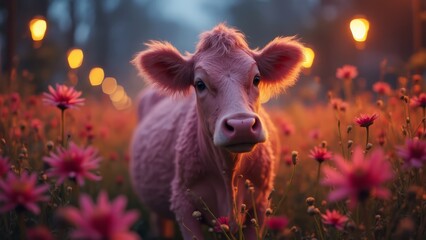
[197,121,241,178]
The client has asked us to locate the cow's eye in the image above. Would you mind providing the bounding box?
[195,80,206,92]
[253,75,261,87]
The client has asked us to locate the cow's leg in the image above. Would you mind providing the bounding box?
[147,213,175,239]
[176,208,204,240]
[171,187,204,240]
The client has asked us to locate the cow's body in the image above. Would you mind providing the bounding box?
[130,24,304,239]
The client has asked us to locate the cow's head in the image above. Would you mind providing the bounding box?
[133,24,304,153]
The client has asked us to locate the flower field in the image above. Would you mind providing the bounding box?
[0,65,425,240]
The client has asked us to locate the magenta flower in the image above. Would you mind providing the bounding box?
[43,84,85,110]
[309,147,332,164]
[410,93,426,109]
[0,172,49,214]
[397,139,426,168]
[43,142,102,186]
[336,65,358,80]
[321,147,393,208]
[321,209,348,231]
[61,191,140,240]
[373,82,392,96]
[0,156,9,176]
[214,216,230,232]
[265,216,289,232]
[355,113,378,128]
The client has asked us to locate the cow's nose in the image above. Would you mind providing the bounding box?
[222,117,259,138]
[219,113,265,146]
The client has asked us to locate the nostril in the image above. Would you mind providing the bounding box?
[252,118,259,131]
[224,120,235,133]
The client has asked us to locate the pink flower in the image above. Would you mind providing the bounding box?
[30,118,43,133]
[214,216,230,232]
[27,225,54,240]
[61,191,140,240]
[265,216,289,231]
[336,65,358,80]
[322,147,393,208]
[355,113,378,128]
[373,82,392,95]
[309,147,332,164]
[43,84,85,110]
[0,172,49,214]
[309,129,320,140]
[321,209,348,230]
[329,98,348,112]
[410,93,426,109]
[43,142,102,186]
[278,120,295,136]
[0,156,9,176]
[397,139,426,168]
[9,92,21,114]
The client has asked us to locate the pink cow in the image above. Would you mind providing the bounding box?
[130,24,304,239]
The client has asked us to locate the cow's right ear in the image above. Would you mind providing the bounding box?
[132,41,193,94]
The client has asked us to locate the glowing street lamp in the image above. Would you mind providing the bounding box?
[350,17,370,43]
[29,17,47,41]
[67,48,84,69]
[89,67,105,86]
[302,47,315,69]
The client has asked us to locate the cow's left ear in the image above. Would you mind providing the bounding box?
[253,37,304,99]
[132,41,193,94]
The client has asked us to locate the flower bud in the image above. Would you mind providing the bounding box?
[291,151,298,165]
[265,208,273,216]
[347,125,353,134]
[306,197,315,206]
[192,211,202,220]
[240,204,247,213]
[347,140,353,149]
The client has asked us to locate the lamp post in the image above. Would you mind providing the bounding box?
[350,17,370,49]
[302,47,315,75]
[29,16,47,48]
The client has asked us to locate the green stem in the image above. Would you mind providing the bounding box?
[18,212,26,240]
[337,120,345,158]
[314,215,325,240]
[274,164,296,214]
[423,107,425,138]
[365,126,369,150]
[73,181,80,205]
[314,163,322,199]
[250,190,260,240]
[61,109,65,147]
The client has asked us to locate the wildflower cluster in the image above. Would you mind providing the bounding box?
[0,84,139,240]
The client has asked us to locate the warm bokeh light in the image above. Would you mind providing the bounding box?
[29,17,47,41]
[302,47,315,68]
[112,94,132,110]
[109,85,125,102]
[89,67,105,86]
[67,49,84,69]
[102,77,117,94]
[350,17,370,42]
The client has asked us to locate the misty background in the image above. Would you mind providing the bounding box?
[0,0,417,103]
